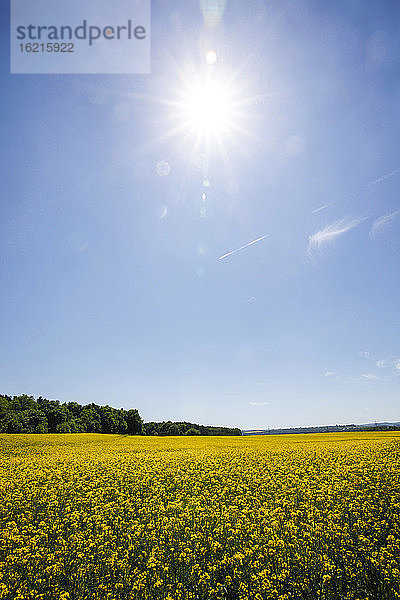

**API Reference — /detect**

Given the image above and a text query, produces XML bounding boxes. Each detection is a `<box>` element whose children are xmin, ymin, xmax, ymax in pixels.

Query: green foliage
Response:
<box><xmin>21</xmin><ymin>409</ymin><xmax>48</xmax><ymax>434</ymax></box>
<box><xmin>4</xmin><ymin>414</ymin><xmax>24</xmax><ymax>433</ymax></box>
<box><xmin>56</xmin><ymin>421</ymin><xmax>71</xmax><ymax>433</ymax></box>
<box><xmin>144</xmin><ymin>421</ymin><xmax>241</xmax><ymax>436</ymax></box>
<box><xmin>0</xmin><ymin>394</ymin><xmax>144</xmax><ymax>435</ymax></box>
<box><xmin>0</xmin><ymin>394</ymin><xmax>241</xmax><ymax>436</ymax></box>
<box><xmin>185</xmin><ymin>427</ymin><xmax>201</xmax><ymax>436</ymax></box>
<box><xmin>126</xmin><ymin>409</ymin><xmax>145</xmax><ymax>435</ymax></box>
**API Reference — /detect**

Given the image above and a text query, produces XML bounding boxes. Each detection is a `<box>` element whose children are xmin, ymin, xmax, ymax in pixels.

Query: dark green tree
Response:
<box><xmin>21</xmin><ymin>409</ymin><xmax>48</xmax><ymax>433</ymax></box>
<box><xmin>126</xmin><ymin>409</ymin><xmax>144</xmax><ymax>435</ymax></box>
<box><xmin>185</xmin><ymin>427</ymin><xmax>201</xmax><ymax>436</ymax></box>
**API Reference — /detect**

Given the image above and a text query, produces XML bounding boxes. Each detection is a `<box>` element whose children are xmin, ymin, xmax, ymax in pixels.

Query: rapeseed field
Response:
<box><xmin>0</xmin><ymin>433</ymin><xmax>399</xmax><ymax>600</ymax></box>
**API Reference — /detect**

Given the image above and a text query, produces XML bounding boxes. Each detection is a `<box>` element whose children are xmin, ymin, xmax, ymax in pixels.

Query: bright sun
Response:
<box><xmin>180</xmin><ymin>79</ymin><xmax>234</xmax><ymax>142</ymax></box>
<box><xmin>159</xmin><ymin>53</ymin><xmax>253</xmax><ymax>168</ymax></box>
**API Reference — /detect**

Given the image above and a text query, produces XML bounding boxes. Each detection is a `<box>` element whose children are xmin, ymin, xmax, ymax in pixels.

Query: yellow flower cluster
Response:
<box><xmin>0</xmin><ymin>432</ymin><xmax>399</xmax><ymax>600</ymax></box>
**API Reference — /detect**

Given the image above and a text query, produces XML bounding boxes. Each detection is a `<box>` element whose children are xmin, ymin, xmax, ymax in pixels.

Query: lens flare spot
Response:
<box><xmin>206</xmin><ymin>50</ymin><xmax>217</xmax><ymax>65</ymax></box>
<box><xmin>156</xmin><ymin>160</ymin><xmax>170</xmax><ymax>177</ymax></box>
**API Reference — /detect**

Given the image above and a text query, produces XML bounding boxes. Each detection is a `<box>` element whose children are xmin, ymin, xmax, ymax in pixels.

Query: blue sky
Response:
<box><xmin>1</xmin><ymin>0</ymin><xmax>400</xmax><ymax>429</ymax></box>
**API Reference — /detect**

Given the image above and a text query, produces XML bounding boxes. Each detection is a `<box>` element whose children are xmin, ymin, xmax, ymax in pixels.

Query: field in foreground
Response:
<box><xmin>0</xmin><ymin>433</ymin><xmax>399</xmax><ymax>600</ymax></box>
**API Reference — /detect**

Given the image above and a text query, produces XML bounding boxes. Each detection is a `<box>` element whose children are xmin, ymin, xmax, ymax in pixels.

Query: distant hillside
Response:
<box><xmin>242</xmin><ymin>422</ymin><xmax>400</xmax><ymax>435</ymax></box>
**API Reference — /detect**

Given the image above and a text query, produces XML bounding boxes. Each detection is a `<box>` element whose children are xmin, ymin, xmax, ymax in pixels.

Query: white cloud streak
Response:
<box><xmin>370</xmin><ymin>209</ymin><xmax>400</xmax><ymax>238</ymax></box>
<box><xmin>325</xmin><ymin>371</ymin><xmax>335</xmax><ymax>377</ymax></box>
<box><xmin>308</xmin><ymin>216</ymin><xmax>367</xmax><ymax>253</ymax></box>
<box><xmin>311</xmin><ymin>202</ymin><xmax>334</xmax><ymax>214</ymax></box>
<box><xmin>362</xmin><ymin>373</ymin><xmax>378</xmax><ymax>380</ymax></box>
<box><xmin>367</xmin><ymin>166</ymin><xmax>400</xmax><ymax>187</ymax></box>
<box><xmin>249</xmin><ymin>401</ymin><xmax>268</xmax><ymax>406</ymax></box>
<box><xmin>218</xmin><ymin>235</ymin><xmax>269</xmax><ymax>260</ymax></box>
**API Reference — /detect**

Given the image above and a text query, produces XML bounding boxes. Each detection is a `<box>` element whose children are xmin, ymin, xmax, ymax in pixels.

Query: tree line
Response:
<box><xmin>0</xmin><ymin>394</ymin><xmax>144</xmax><ymax>434</ymax></box>
<box><xmin>144</xmin><ymin>421</ymin><xmax>241</xmax><ymax>436</ymax></box>
<box><xmin>0</xmin><ymin>395</ymin><xmax>242</xmax><ymax>436</ymax></box>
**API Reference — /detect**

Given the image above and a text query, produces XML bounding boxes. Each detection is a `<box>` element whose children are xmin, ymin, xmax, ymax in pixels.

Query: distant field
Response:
<box><xmin>1</xmin><ymin>433</ymin><xmax>399</xmax><ymax>599</ymax></box>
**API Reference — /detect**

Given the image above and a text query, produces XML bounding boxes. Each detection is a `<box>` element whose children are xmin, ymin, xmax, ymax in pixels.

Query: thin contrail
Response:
<box><xmin>218</xmin><ymin>235</ymin><xmax>269</xmax><ymax>260</ymax></box>
<box><xmin>311</xmin><ymin>202</ymin><xmax>334</xmax><ymax>214</ymax></box>
<box><xmin>367</xmin><ymin>167</ymin><xmax>400</xmax><ymax>187</ymax></box>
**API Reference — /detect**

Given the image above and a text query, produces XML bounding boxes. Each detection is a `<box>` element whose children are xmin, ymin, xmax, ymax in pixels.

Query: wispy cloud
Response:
<box><xmin>218</xmin><ymin>235</ymin><xmax>269</xmax><ymax>260</ymax></box>
<box><xmin>370</xmin><ymin>209</ymin><xmax>400</xmax><ymax>238</ymax></box>
<box><xmin>376</xmin><ymin>357</ymin><xmax>400</xmax><ymax>371</ymax></box>
<box><xmin>308</xmin><ymin>216</ymin><xmax>367</xmax><ymax>254</ymax></box>
<box><xmin>325</xmin><ymin>371</ymin><xmax>335</xmax><ymax>377</ymax></box>
<box><xmin>359</xmin><ymin>350</ymin><xmax>371</xmax><ymax>359</ymax></box>
<box><xmin>367</xmin><ymin>166</ymin><xmax>400</xmax><ymax>187</ymax></box>
<box><xmin>362</xmin><ymin>373</ymin><xmax>378</xmax><ymax>380</ymax></box>
<box><xmin>334</xmin><ymin>375</ymin><xmax>359</xmax><ymax>383</ymax></box>
<box><xmin>77</xmin><ymin>242</ymin><xmax>89</xmax><ymax>253</ymax></box>
<box><xmin>249</xmin><ymin>401</ymin><xmax>268</xmax><ymax>406</ymax></box>
<box><xmin>311</xmin><ymin>202</ymin><xmax>334</xmax><ymax>214</ymax></box>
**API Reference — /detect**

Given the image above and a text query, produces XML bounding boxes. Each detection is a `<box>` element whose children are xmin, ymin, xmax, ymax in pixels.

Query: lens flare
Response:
<box><xmin>206</xmin><ymin>50</ymin><xmax>217</xmax><ymax>65</ymax></box>
<box><xmin>179</xmin><ymin>79</ymin><xmax>235</xmax><ymax>142</ymax></box>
